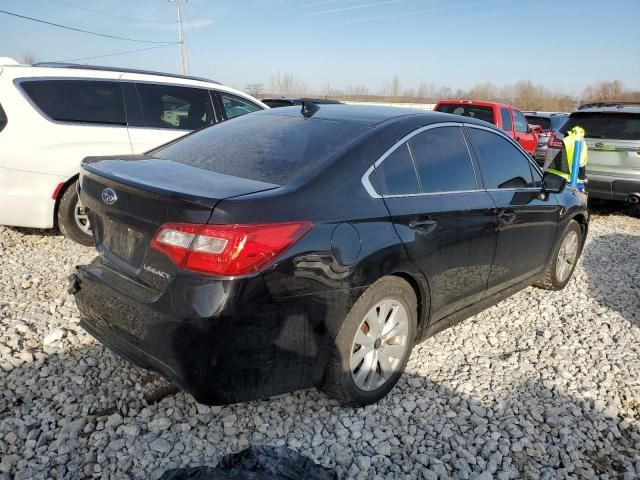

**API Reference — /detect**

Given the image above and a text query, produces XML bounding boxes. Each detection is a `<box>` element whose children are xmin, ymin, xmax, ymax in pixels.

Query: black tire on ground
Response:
<box><xmin>321</xmin><ymin>276</ymin><xmax>418</xmax><ymax>406</ymax></box>
<box><xmin>57</xmin><ymin>181</ymin><xmax>94</xmax><ymax>247</ymax></box>
<box><xmin>534</xmin><ymin>219</ymin><xmax>582</xmax><ymax>291</ymax></box>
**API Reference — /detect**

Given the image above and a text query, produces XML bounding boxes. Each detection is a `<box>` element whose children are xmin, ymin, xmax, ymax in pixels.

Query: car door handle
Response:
<box><xmin>498</xmin><ymin>210</ymin><xmax>516</xmax><ymax>225</ymax></box>
<box><xmin>409</xmin><ymin>219</ymin><xmax>438</xmax><ymax>234</ymax></box>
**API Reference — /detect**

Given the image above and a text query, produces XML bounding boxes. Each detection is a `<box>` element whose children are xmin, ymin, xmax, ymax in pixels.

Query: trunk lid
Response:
<box><xmin>585</xmin><ymin>139</ymin><xmax>640</xmax><ymax>177</ymax></box>
<box><xmin>79</xmin><ymin>155</ymin><xmax>279</xmax><ymax>291</ymax></box>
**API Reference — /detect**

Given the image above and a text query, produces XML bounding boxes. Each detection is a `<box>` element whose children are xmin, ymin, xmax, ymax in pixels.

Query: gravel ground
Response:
<box><xmin>1</xmin><ymin>209</ymin><xmax>639</xmax><ymax>479</ymax></box>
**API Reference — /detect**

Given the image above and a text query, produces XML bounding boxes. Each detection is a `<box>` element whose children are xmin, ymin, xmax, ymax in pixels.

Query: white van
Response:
<box><xmin>0</xmin><ymin>58</ymin><xmax>266</xmax><ymax>245</ymax></box>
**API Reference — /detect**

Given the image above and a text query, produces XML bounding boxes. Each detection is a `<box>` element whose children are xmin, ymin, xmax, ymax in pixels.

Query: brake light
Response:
<box><xmin>548</xmin><ymin>132</ymin><xmax>563</xmax><ymax>149</ymax></box>
<box><xmin>151</xmin><ymin>222</ymin><xmax>312</xmax><ymax>276</ymax></box>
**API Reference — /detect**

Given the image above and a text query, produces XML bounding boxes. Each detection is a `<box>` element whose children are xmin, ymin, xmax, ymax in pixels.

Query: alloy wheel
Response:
<box><xmin>350</xmin><ymin>299</ymin><xmax>410</xmax><ymax>391</ymax></box>
<box><xmin>74</xmin><ymin>198</ymin><xmax>92</xmax><ymax>235</ymax></box>
<box><xmin>556</xmin><ymin>230</ymin><xmax>579</xmax><ymax>283</ymax></box>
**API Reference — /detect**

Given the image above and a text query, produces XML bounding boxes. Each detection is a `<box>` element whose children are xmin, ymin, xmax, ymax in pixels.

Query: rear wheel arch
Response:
<box><xmin>389</xmin><ymin>271</ymin><xmax>430</xmax><ymax>334</ymax></box>
<box><xmin>53</xmin><ymin>174</ymin><xmax>79</xmax><ymax>227</ymax></box>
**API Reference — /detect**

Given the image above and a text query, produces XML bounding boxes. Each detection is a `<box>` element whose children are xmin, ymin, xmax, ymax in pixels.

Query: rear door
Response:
<box><xmin>465</xmin><ymin>125</ymin><xmax>559</xmax><ymax>293</ymax></box>
<box><xmin>513</xmin><ymin>109</ymin><xmax>537</xmax><ymax>154</ymax></box>
<box><xmin>123</xmin><ymin>80</ymin><xmax>216</xmax><ymax>153</ymax></box>
<box><xmin>371</xmin><ymin>124</ymin><xmax>497</xmax><ymax>321</ymax></box>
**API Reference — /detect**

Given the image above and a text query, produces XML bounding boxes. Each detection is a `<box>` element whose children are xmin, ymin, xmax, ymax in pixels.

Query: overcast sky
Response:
<box><xmin>2</xmin><ymin>0</ymin><xmax>639</xmax><ymax>94</ymax></box>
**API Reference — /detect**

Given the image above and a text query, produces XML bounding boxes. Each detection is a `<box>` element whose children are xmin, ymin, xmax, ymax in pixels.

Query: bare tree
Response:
<box><xmin>245</xmin><ymin>83</ymin><xmax>265</xmax><ymax>97</ymax></box>
<box><xmin>20</xmin><ymin>51</ymin><xmax>38</xmax><ymax>65</ymax></box>
<box><xmin>269</xmin><ymin>73</ymin><xmax>308</xmax><ymax>97</ymax></box>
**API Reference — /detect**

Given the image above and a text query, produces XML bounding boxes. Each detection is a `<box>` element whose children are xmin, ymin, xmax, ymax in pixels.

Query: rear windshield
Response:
<box><xmin>153</xmin><ymin>113</ymin><xmax>369</xmax><ymax>185</ymax></box>
<box><xmin>435</xmin><ymin>104</ymin><xmax>495</xmax><ymax>125</ymax></box>
<box><xmin>524</xmin><ymin>116</ymin><xmax>552</xmax><ymax>131</ymax></box>
<box><xmin>561</xmin><ymin>112</ymin><xmax>640</xmax><ymax>140</ymax></box>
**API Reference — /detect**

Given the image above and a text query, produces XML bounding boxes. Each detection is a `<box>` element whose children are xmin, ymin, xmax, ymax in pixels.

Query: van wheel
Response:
<box><xmin>534</xmin><ymin>220</ymin><xmax>582</xmax><ymax>291</ymax></box>
<box><xmin>57</xmin><ymin>181</ymin><xmax>94</xmax><ymax>247</ymax></box>
<box><xmin>321</xmin><ymin>276</ymin><xmax>417</xmax><ymax>406</ymax></box>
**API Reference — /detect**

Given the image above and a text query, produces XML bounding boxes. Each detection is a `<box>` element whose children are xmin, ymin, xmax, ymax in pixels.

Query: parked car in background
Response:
<box><xmin>434</xmin><ymin>100</ymin><xmax>539</xmax><ymax>155</ymax></box>
<box><xmin>261</xmin><ymin>97</ymin><xmax>343</xmax><ymax>108</ymax></box>
<box><xmin>70</xmin><ymin>105</ymin><xmax>587</xmax><ymax>406</ymax></box>
<box><xmin>0</xmin><ymin>58</ymin><xmax>266</xmax><ymax>245</ymax></box>
<box><xmin>523</xmin><ymin>112</ymin><xmax>568</xmax><ymax>166</ymax></box>
<box><xmin>545</xmin><ymin>105</ymin><xmax>640</xmax><ymax>209</ymax></box>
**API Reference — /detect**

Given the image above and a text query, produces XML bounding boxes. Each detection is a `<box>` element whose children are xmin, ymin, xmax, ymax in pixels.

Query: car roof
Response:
<box><xmin>255</xmin><ymin>104</ymin><xmax>494</xmax><ymax>128</ymax></box>
<box><xmin>571</xmin><ymin>106</ymin><xmax>640</xmax><ymax>115</ymax></box>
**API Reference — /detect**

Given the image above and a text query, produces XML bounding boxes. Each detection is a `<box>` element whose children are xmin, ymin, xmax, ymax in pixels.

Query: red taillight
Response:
<box><xmin>151</xmin><ymin>222</ymin><xmax>312</xmax><ymax>276</ymax></box>
<box><xmin>547</xmin><ymin>132</ymin><xmax>563</xmax><ymax>149</ymax></box>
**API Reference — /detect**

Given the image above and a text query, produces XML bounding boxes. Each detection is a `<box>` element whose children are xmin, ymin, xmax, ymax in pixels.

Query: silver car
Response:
<box><xmin>545</xmin><ymin>104</ymin><xmax>640</xmax><ymax>208</ymax></box>
<box><xmin>523</xmin><ymin>112</ymin><xmax>568</xmax><ymax>166</ymax></box>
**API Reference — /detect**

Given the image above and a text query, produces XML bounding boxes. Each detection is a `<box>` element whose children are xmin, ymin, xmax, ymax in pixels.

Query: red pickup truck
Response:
<box><xmin>434</xmin><ymin>100</ymin><xmax>540</xmax><ymax>155</ymax></box>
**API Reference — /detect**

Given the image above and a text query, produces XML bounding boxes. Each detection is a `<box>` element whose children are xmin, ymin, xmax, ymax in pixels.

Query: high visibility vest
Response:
<box><xmin>547</xmin><ymin>126</ymin><xmax>588</xmax><ymax>181</ymax></box>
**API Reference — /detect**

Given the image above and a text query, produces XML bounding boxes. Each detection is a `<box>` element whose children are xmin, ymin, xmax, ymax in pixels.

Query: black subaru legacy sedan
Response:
<box><xmin>70</xmin><ymin>105</ymin><xmax>588</xmax><ymax>406</ymax></box>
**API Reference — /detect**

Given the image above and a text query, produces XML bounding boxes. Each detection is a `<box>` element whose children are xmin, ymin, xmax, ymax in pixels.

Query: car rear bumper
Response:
<box><xmin>72</xmin><ymin>258</ymin><xmax>359</xmax><ymax>405</ymax></box>
<box><xmin>586</xmin><ymin>172</ymin><xmax>640</xmax><ymax>201</ymax></box>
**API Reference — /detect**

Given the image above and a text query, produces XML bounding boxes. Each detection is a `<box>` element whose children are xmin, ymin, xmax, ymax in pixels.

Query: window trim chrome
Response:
<box><xmin>362</xmin><ymin>122</ymin><xmax>482</xmax><ymax>199</ymax></box>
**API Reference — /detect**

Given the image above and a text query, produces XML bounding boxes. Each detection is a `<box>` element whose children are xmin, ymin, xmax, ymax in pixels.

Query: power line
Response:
<box><xmin>58</xmin><ymin>43</ymin><xmax>179</xmax><ymax>62</ymax></box>
<box><xmin>48</xmin><ymin>0</ymin><xmax>153</xmax><ymax>23</ymax></box>
<box><xmin>0</xmin><ymin>9</ymin><xmax>175</xmax><ymax>44</ymax></box>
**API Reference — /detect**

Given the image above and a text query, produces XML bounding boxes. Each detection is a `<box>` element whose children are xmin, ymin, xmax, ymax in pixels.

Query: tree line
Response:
<box><xmin>250</xmin><ymin>73</ymin><xmax>640</xmax><ymax>112</ymax></box>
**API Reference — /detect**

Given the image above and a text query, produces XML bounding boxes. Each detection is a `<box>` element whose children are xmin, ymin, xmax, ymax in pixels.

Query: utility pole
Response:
<box><xmin>169</xmin><ymin>0</ymin><xmax>188</xmax><ymax>75</ymax></box>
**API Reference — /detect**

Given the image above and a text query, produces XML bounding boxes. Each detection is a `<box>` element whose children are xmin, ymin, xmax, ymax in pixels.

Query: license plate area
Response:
<box><xmin>98</xmin><ymin>216</ymin><xmax>148</xmax><ymax>269</ymax></box>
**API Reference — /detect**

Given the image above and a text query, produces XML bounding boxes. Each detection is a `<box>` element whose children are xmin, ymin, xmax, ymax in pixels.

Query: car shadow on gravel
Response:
<box><xmin>581</xmin><ymin>232</ymin><xmax>640</xmax><ymax>327</ymax></box>
<box><xmin>4</xmin><ymin>226</ymin><xmax>64</xmax><ymax>239</ymax></box>
<box><xmin>2</xmin><ymin>341</ymin><xmax>639</xmax><ymax>478</ymax></box>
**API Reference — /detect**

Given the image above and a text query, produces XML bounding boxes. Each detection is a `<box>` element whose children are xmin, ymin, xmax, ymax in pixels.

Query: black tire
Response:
<box><xmin>534</xmin><ymin>219</ymin><xmax>582</xmax><ymax>291</ymax></box>
<box><xmin>57</xmin><ymin>181</ymin><xmax>94</xmax><ymax>247</ymax></box>
<box><xmin>321</xmin><ymin>276</ymin><xmax>417</xmax><ymax>406</ymax></box>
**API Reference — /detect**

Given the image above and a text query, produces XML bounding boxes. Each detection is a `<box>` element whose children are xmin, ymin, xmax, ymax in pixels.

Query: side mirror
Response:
<box><xmin>541</xmin><ymin>171</ymin><xmax>566</xmax><ymax>194</ymax></box>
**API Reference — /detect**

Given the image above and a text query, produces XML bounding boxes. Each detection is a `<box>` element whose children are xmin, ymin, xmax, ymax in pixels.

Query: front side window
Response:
<box><xmin>219</xmin><ymin>92</ymin><xmax>262</xmax><ymax>119</ymax></box>
<box><xmin>514</xmin><ymin>110</ymin><xmax>529</xmax><ymax>133</ymax></box>
<box><xmin>136</xmin><ymin>83</ymin><xmax>214</xmax><ymax>130</ymax></box>
<box><xmin>373</xmin><ymin>143</ymin><xmax>419</xmax><ymax>195</ymax></box>
<box><xmin>468</xmin><ymin>128</ymin><xmax>534</xmax><ymax>189</ymax></box>
<box><xmin>501</xmin><ymin>108</ymin><xmax>513</xmax><ymax>131</ymax></box>
<box><xmin>408</xmin><ymin>126</ymin><xmax>476</xmax><ymax>193</ymax></box>
<box><xmin>21</xmin><ymin>79</ymin><xmax>125</xmax><ymax>125</ymax></box>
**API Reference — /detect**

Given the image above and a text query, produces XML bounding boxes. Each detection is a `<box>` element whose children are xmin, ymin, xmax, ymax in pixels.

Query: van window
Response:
<box><xmin>136</xmin><ymin>83</ymin><xmax>214</xmax><ymax>130</ymax></box>
<box><xmin>21</xmin><ymin>80</ymin><xmax>125</xmax><ymax>125</ymax></box>
<box><xmin>374</xmin><ymin>143</ymin><xmax>420</xmax><ymax>195</ymax></box>
<box><xmin>219</xmin><ymin>92</ymin><xmax>262</xmax><ymax>119</ymax></box>
<box><xmin>468</xmin><ymin>128</ymin><xmax>534</xmax><ymax>189</ymax></box>
<box><xmin>0</xmin><ymin>102</ymin><xmax>6</xmax><ymax>132</ymax></box>
<box><xmin>408</xmin><ymin>126</ymin><xmax>476</xmax><ymax>193</ymax></box>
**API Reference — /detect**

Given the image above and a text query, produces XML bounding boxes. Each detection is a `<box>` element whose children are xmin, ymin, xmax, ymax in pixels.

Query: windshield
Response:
<box><xmin>435</xmin><ymin>104</ymin><xmax>495</xmax><ymax>124</ymax></box>
<box><xmin>153</xmin><ymin>113</ymin><xmax>369</xmax><ymax>185</ymax></box>
<box><xmin>561</xmin><ymin>112</ymin><xmax>640</xmax><ymax>140</ymax></box>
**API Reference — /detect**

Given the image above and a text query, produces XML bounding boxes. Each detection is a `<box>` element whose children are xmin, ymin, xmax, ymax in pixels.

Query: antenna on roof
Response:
<box><xmin>301</xmin><ymin>100</ymin><xmax>320</xmax><ymax>118</ymax></box>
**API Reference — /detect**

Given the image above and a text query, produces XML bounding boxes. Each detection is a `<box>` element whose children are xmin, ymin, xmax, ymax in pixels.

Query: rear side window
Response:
<box><xmin>468</xmin><ymin>128</ymin><xmax>534</xmax><ymax>189</ymax></box>
<box><xmin>408</xmin><ymin>127</ymin><xmax>476</xmax><ymax>193</ymax></box>
<box><xmin>514</xmin><ymin>110</ymin><xmax>529</xmax><ymax>133</ymax></box>
<box><xmin>374</xmin><ymin>144</ymin><xmax>419</xmax><ymax>195</ymax></box>
<box><xmin>0</xmin><ymin>103</ymin><xmax>6</xmax><ymax>132</ymax></box>
<box><xmin>561</xmin><ymin>112</ymin><xmax>640</xmax><ymax>140</ymax></box>
<box><xmin>436</xmin><ymin>103</ymin><xmax>495</xmax><ymax>125</ymax></box>
<box><xmin>20</xmin><ymin>80</ymin><xmax>125</xmax><ymax>125</ymax></box>
<box><xmin>136</xmin><ymin>83</ymin><xmax>214</xmax><ymax>130</ymax></box>
<box><xmin>219</xmin><ymin>92</ymin><xmax>262</xmax><ymax>119</ymax></box>
<box><xmin>501</xmin><ymin>108</ymin><xmax>513</xmax><ymax>131</ymax></box>
<box><xmin>154</xmin><ymin>113</ymin><xmax>368</xmax><ymax>185</ymax></box>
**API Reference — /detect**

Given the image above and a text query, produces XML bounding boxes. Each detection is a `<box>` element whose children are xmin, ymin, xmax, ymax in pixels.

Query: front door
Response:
<box><xmin>372</xmin><ymin>125</ymin><xmax>497</xmax><ymax>321</ymax></box>
<box><xmin>465</xmin><ymin>125</ymin><xmax>559</xmax><ymax>293</ymax></box>
<box><xmin>513</xmin><ymin>109</ymin><xmax>537</xmax><ymax>154</ymax></box>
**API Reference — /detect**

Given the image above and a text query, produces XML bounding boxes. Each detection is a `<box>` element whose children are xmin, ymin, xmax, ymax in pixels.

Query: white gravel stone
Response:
<box><xmin>1</xmin><ymin>211</ymin><xmax>639</xmax><ymax>479</ymax></box>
